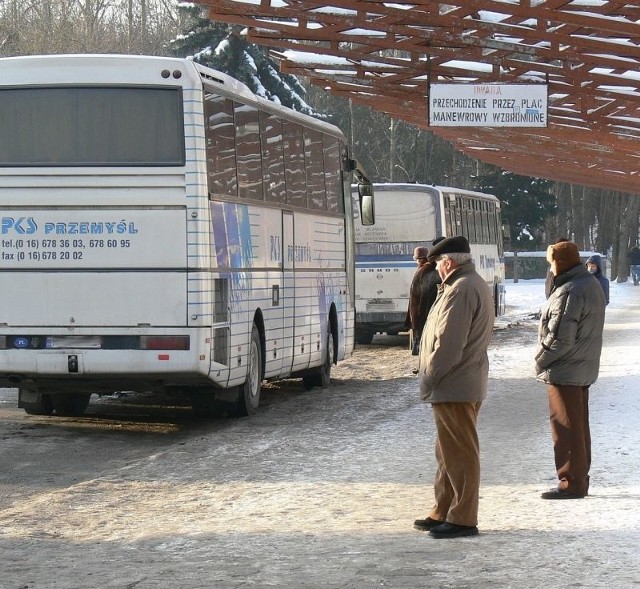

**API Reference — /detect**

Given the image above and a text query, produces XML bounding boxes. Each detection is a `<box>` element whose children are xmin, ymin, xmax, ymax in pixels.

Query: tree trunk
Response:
<box><xmin>389</xmin><ymin>117</ymin><xmax>396</xmax><ymax>182</ymax></box>
<box><xmin>595</xmin><ymin>189</ymin><xmax>613</xmax><ymax>253</ymax></box>
<box><xmin>141</xmin><ymin>0</ymin><xmax>147</xmax><ymax>47</ymax></box>
<box><xmin>128</xmin><ymin>0</ymin><xmax>134</xmax><ymax>51</ymax></box>
<box><xmin>614</xmin><ymin>194</ymin><xmax>640</xmax><ymax>282</ymax></box>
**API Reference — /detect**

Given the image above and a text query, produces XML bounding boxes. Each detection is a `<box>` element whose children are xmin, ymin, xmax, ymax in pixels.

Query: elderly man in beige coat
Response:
<box><xmin>413</xmin><ymin>235</ymin><xmax>494</xmax><ymax>539</ymax></box>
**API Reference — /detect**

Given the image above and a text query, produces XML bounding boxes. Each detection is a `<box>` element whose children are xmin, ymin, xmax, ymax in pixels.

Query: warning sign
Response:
<box><xmin>429</xmin><ymin>84</ymin><xmax>548</xmax><ymax>127</ymax></box>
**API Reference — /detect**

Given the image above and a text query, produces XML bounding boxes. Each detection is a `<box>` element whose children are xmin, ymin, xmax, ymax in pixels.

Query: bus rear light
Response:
<box><xmin>140</xmin><ymin>336</ymin><xmax>190</xmax><ymax>350</ymax></box>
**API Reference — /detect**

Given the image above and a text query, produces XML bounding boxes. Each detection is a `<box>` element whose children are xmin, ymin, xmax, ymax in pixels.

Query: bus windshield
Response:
<box><xmin>0</xmin><ymin>86</ymin><xmax>185</xmax><ymax>167</ymax></box>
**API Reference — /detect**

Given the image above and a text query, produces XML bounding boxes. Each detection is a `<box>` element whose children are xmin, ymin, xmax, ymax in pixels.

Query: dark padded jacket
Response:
<box><xmin>535</xmin><ymin>264</ymin><xmax>606</xmax><ymax>386</ymax></box>
<box><xmin>404</xmin><ymin>263</ymin><xmax>441</xmax><ymax>337</ymax></box>
<box><xmin>586</xmin><ymin>254</ymin><xmax>609</xmax><ymax>305</ymax></box>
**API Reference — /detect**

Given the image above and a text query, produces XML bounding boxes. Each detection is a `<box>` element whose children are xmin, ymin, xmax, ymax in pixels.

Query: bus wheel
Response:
<box><xmin>21</xmin><ymin>392</ymin><xmax>54</xmax><ymax>416</ymax></box>
<box><xmin>303</xmin><ymin>332</ymin><xmax>332</xmax><ymax>391</ymax></box>
<box><xmin>52</xmin><ymin>394</ymin><xmax>91</xmax><ymax>417</ymax></box>
<box><xmin>233</xmin><ymin>324</ymin><xmax>262</xmax><ymax>417</ymax></box>
<box><xmin>355</xmin><ymin>329</ymin><xmax>374</xmax><ymax>345</ymax></box>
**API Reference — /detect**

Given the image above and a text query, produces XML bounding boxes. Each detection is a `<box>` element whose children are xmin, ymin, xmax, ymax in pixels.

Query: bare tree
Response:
<box><xmin>612</xmin><ymin>194</ymin><xmax>640</xmax><ymax>282</ymax></box>
<box><xmin>0</xmin><ymin>0</ymin><xmax>179</xmax><ymax>57</ymax></box>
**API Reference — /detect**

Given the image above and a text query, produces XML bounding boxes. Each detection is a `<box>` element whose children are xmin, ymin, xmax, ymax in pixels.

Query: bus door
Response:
<box><xmin>279</xmin><ymin>210</ymin><xmax>295</xmax><ymax>375</ymax></box>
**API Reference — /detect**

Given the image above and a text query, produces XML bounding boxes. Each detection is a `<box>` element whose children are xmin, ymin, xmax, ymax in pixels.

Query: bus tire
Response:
<box><xmin>52</xmin><ymin>393</ymin><xmax>91</xmax><ymax>417</ymax></box>
<box><xmin>319</xmin><ymin>331</ymin><xmax>332</xmax><ymax>388</ymax></box>
<box><xmin>355</xmin><ymin>329</ymin><xmax>374</xmax><ymax>345</ymax></box>
<box><xmin>21</xmin><ymin>392</ymin><xmax>54</xmax><ymax>416</ymax></box>
<box><xmin>233</xmin><ymin>324</ymin><xmax>262</xmax><ymax>417</ymax></box>
<box><xmin>303</xmin><ymin>331</ymin><xmax>332</xmax><ymax>391</ymax></box>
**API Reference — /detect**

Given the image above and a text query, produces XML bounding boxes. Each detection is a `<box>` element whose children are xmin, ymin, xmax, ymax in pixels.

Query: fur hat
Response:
<box><xmin>413</xmin><ymin>246</ymin><xmax>429</xmax><ymax>260</ymax></box>
<box><xmin>427</xmin><ymin>235</ymin><xmax>471</xmax><ymax>260</ymax></box>
<box><xmin>547</xmin><ymin>240</ymin><xmax>581</xmax><ymax>274</ymax></box>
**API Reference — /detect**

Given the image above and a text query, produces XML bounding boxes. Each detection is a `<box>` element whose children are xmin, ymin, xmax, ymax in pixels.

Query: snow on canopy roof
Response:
<box><xmin>196</xmin><ymin>0</ymin><xmax>640</xmax><ymax>195</ymax></box>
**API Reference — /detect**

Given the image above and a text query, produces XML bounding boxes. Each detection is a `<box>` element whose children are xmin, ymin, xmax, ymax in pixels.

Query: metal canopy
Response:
<box><xmin>194</xmin><ymin>0</ymin><xmax>640</xmax><ymax>194</ymax></box>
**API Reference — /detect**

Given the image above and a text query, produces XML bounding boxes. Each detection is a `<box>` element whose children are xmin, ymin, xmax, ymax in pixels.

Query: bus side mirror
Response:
<box><xmin>351</xmin><ymin>160</ymin><xmax>375</xmax><ymax>226</ymax></box>
<box><xmin>358</xmin><ymin>182</ymin><xmax>375</xmax><ymax>226</ymax></box>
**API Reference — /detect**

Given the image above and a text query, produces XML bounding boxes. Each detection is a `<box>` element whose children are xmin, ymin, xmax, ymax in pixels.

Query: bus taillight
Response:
<box><xmin>140</xmin><ymin>336</ymin><xmax>190</xmax><ymax>350</ymax></box>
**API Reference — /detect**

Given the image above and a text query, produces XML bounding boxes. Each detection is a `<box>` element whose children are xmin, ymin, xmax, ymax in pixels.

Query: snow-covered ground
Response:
<box><xmin>493</xmin><ymin>279</ymin><xmax>640</xmax><ymax>478</ymax></box>
<box><xmin>0</xmin><ymin>278</ymin><xmax>639</xmax><ymax>588</ymax></box>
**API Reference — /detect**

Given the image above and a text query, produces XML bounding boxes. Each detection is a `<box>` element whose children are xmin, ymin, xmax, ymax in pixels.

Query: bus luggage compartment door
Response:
<box><xmin>0</xmin><ymin>271</ymin><xmax>187</xmax><ymax>327</ymax></box>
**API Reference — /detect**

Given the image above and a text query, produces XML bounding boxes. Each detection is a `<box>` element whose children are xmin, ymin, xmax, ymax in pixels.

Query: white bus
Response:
<box><xmin>0</xmin><ymin>54</ymin><xmax>373</xmax><ymax>418</ymax></box>
<box><xmin>353</xmin><ymin>183</ymin><xmax>505</xmax><ymax>344</ymax></box>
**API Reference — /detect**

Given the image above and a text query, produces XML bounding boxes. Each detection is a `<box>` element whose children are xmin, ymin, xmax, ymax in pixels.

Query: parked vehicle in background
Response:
<box><xmin>0</xmin><ymin>54</ymin><xmax>374</xmax><ymax>418</ymax></box>
<box><xmin>352</xmin><ymin>183</ymin><xmax>505</xmax><ymax>344</ymax></box>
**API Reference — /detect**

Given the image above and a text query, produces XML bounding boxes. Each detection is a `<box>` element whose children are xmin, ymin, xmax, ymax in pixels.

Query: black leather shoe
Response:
<box><xmin>541</xmin><ymin>488</ymin><xmax>585</xmax><ymax>500</ymax></box>
<box><xmin>428</xmin><ymin>522</ymin><xmax>478</xmax><ymax>538</ymax></box>
<box><xmin>413</xmin><ymin>517</ymin><xmax>444</xmax><ymax>531</ymax></box>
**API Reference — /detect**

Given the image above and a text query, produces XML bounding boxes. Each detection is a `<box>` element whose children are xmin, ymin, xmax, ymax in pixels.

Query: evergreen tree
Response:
<box><xmin>169</xmin><ymin>4</ymin><xmax>318</xmax><ymax>116</ymax></box>
<box><xmin>475</xmin><ymin>170</ymin><xmax>556</xmax><ymax>250</ymax></box>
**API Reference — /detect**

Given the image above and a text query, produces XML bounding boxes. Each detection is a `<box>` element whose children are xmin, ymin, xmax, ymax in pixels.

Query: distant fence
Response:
<box><xmin>505</xmin><ymin>251</ymin><xmax>607</xmax><ymax>280</ymax></box>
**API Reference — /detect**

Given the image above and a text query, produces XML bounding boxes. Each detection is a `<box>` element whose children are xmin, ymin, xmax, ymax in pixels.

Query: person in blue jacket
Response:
<box><xmin>586</xmin><ymin>254</ymin><xmax>610</xmax><ymax>305</ymax></box>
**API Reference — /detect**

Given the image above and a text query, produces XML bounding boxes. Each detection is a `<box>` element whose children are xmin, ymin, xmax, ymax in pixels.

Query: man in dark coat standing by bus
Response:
<box><xmin>536</xmin><ymin>240</ymin><xmax>605</xmax><ymax>499</ymax></box>
<box><xmin>413</xmin><ymin>236</ymin><xmax>494</xmax><ymax>539</ymax></box>
<box><xmin>404</xmin><ymin>237</ymin><xmax>444</xmax><ymax>356</ymax></box>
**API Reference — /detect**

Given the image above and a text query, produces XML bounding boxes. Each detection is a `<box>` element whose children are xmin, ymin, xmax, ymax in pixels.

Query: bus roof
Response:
<box><xmin>369</xmin><ymin>183</ymin><xmax>500</xmax><ymax>203</ymax></box>
<box><xmin>193</xmin><ymin>61</ymin><xmax>347</xmax><ymax>140</ymax></box>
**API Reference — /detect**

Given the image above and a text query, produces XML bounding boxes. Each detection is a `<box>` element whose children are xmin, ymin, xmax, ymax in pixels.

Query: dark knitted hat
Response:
<box><xmin>547</xmin><ymin>240</ymin><xmax>581</xmax><ymax>274</ymax></box>
<box><xmin>427</xmin><ymin>236</ymin><xmax>471</xmax><ymax>260</ymax></box>
<box><xmin>413</xmin><ymin>246</ymin><xmax>429</xmax><ymax>260</ymax></box>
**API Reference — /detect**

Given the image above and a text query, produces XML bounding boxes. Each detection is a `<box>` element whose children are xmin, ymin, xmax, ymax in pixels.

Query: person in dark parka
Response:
<box><xmin>586</xmin><ymin>254</ymin><xmax>609</xmax><ymax>305</ymax></box>
<box><xmin>536</xmin><ymin>241</ymin><xmax>605</xmax><ymax>500</ymax></box>
<box><xmin>628</xmin><ymin>245</ymin><xmax>640</xmax><ymax>285</ymax></box>
<box><xmin>404</xmin><ymin>241</ymin><xmax>442</xmax><ymax>355</ymax></box>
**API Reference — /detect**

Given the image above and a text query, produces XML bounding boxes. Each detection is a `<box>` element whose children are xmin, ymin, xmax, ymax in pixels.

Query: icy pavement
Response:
<box><xmin>1</xmin><ymin>280</ymin><xmax>640</xmax><ymax>588</ymax></box>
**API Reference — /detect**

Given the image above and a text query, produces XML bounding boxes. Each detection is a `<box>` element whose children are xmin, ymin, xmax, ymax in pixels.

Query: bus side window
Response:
<box><xmin>304</xmin><ymin>128</ymin><xmax>326</xmax><ymax>210</ymax></box>
<box><xmin>455</xmin><ymin>196</ymin><xmax>464</xmax><ymax>233</ymax></box>
<box><xmin>467</xmin><ymin>198</ymin><xmax>477</xmax><ymax>243</ymax></box>
<box><xmin>234</xmin><ymin>102</ymin><xmax>263</xmax><ymax>201</ymax></box>
<box><xmin>260</xmin><ymin>110</ymin><xmax>286</xmax><ymax>205</ymax></box>
<box><xmin>323</xmin><ymin>135</ymin><xmax>342</xmax><ymax>213</ymax></box>
<box><xmin>204</xmin><ymin>94</ymin><xmax>238</xmax><ymax>197</ymax></box>
<box><xmin>460</xmin><ymin>196</ymin><xmax>471</xmax><ymax>241</ymax></box>
<box><xmin>443</xmin><ymin>197</ymin><xmax>454</xmax><ymax>235</ymax></box>
<box><xmin>488</xmin><ymin>202</ymin><xmax>496</xmax><ymax>243</ymax></box>
<box><xmin>474</xmin><ymin>199</ymin><xmax>482</xmax><ymax>242</ymax></box>
<box><xmin>282</xmin><ymin>120</ymin><xmax>307</xmax><ymax>208</ymax></box>
<box><xmin>481</xmin><ymin>200</ymin><xmax>490</xmax><ymax>243</ymax></box>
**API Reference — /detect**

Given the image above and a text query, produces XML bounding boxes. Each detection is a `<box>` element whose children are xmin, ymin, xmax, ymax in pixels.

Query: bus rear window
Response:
<box><xmin>0</xmin><ymin>86</ymin><xmax>185</xmax><ymax>166</ymax></box>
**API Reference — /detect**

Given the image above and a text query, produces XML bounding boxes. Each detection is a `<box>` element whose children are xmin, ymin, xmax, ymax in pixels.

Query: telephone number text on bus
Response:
<box><xmin>0</xmin><ymin>238</ymin><xmax>133</xmax><ymax>263</ymax></box>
